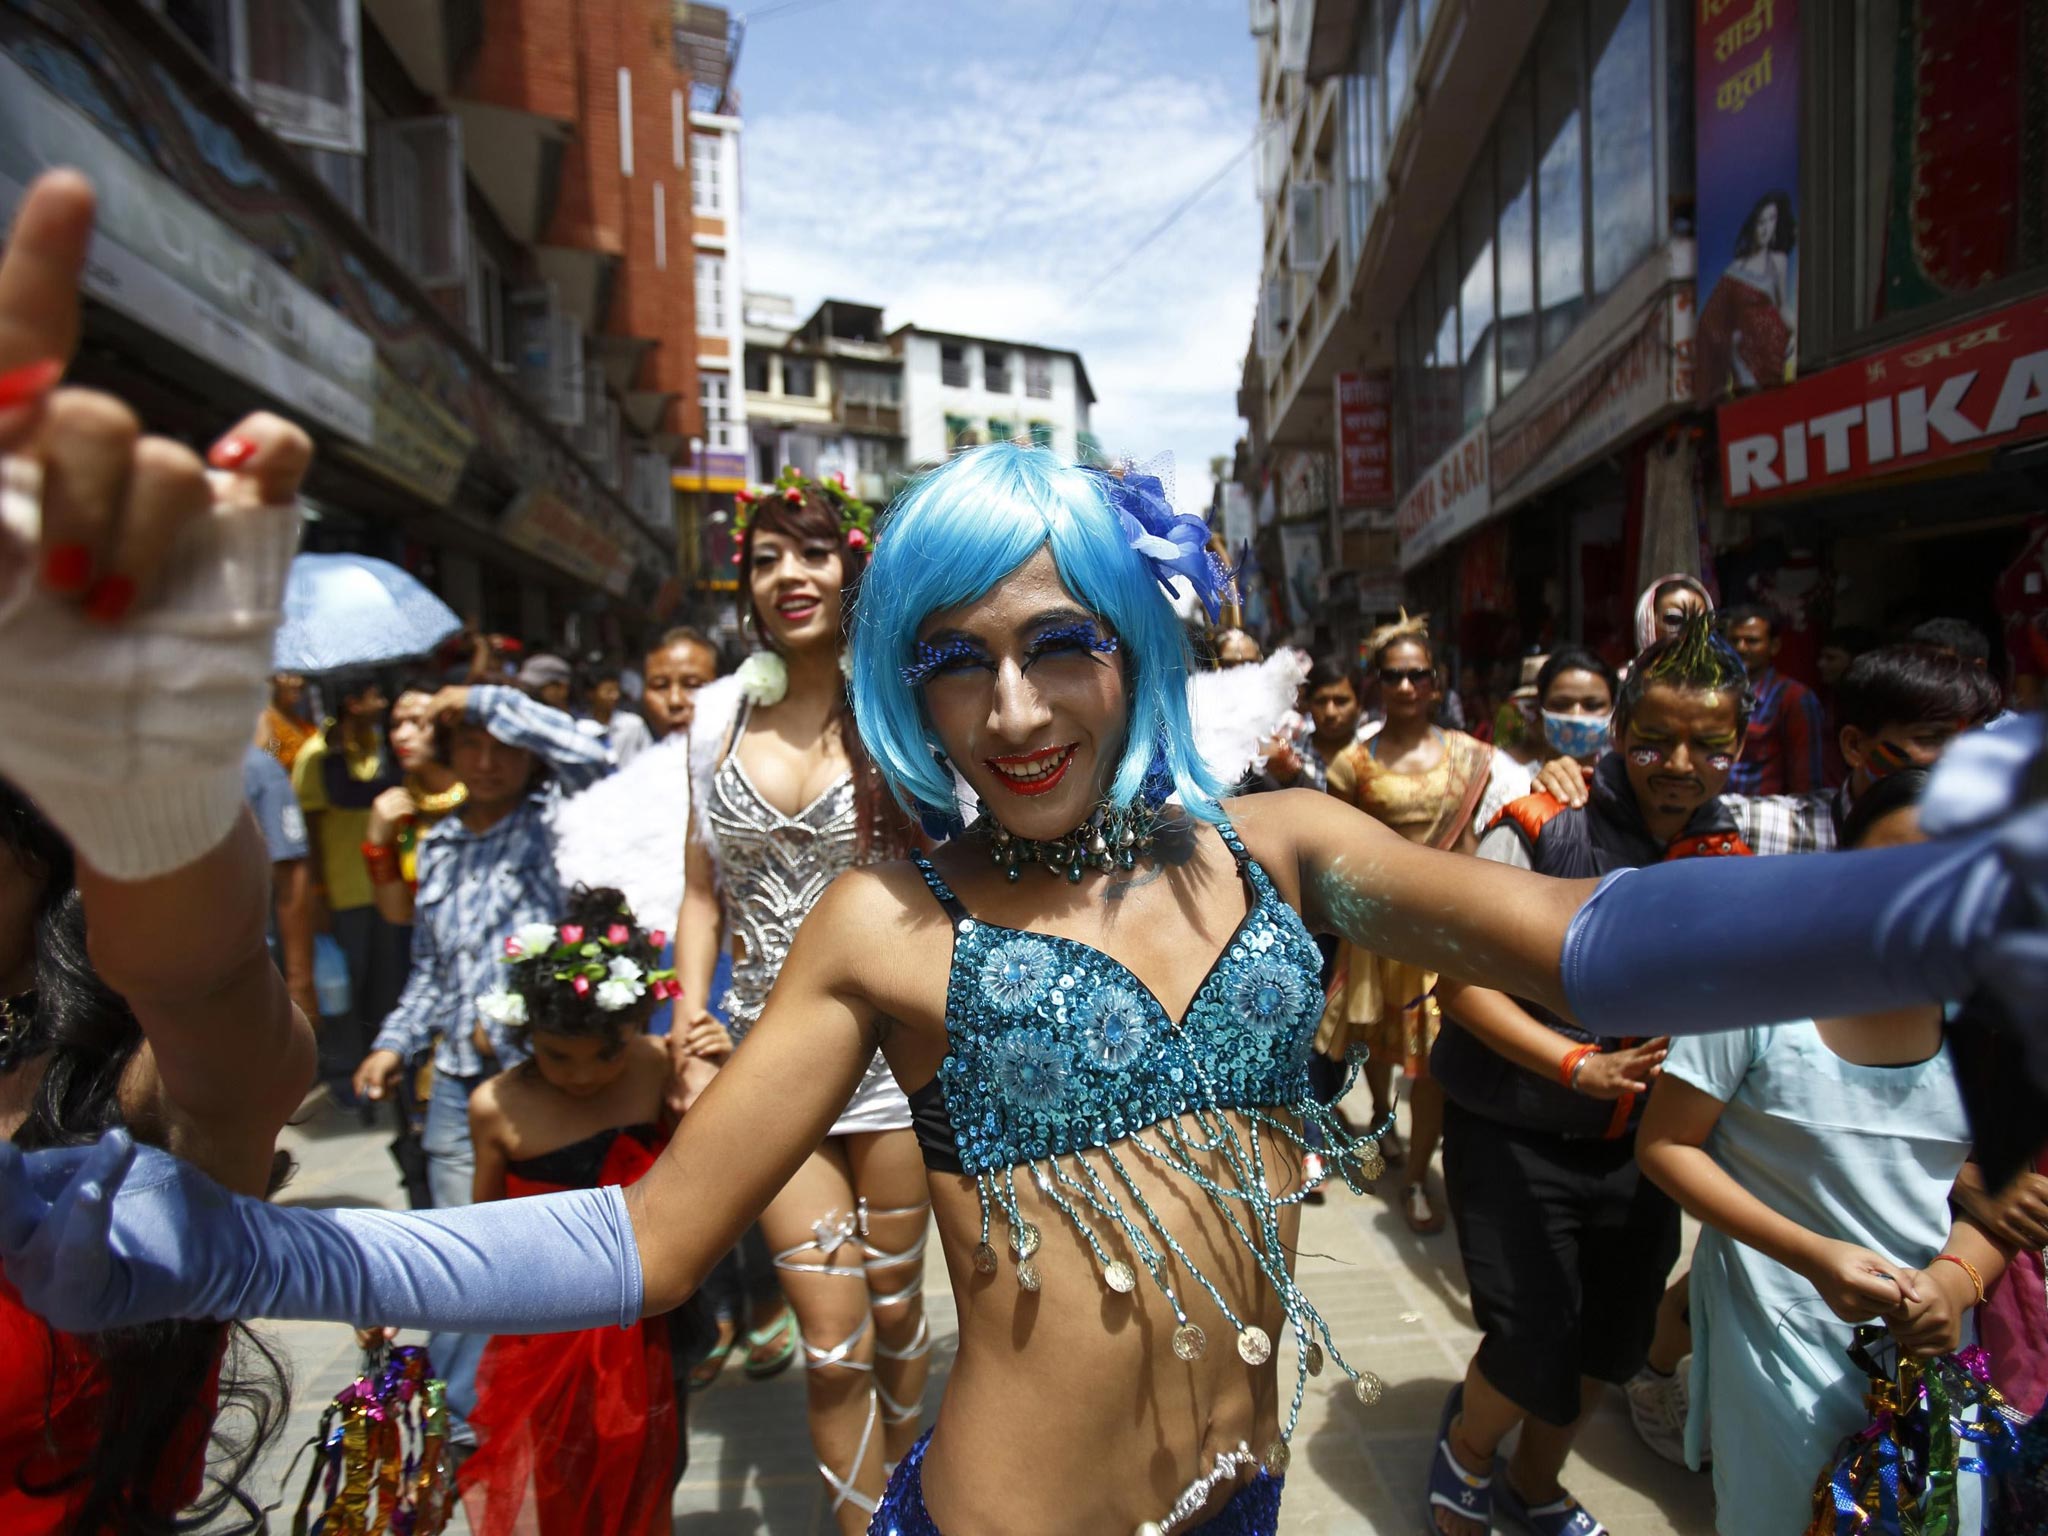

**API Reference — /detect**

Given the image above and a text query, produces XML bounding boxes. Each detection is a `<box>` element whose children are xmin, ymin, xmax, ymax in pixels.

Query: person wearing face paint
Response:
<box><xmin>671</xmin><ymin>468</ymin><xmax>924</xmax><ymax>1531</ymax></box>
<box><xmin>1322</xmin><ymin>614</ymin><xmax>1494</xmax><ymax>1235</ymax></box>
<box><xmin>9</xmin><ymin>441</ymin><xmax>2048</xmax><ymax>1536</ymax></box>
<box><xmin>1422</xmin><ymin>618</ymin><xmax>1755</xmax><ymax>1536</ymax></box>
<box><xmin>1633</xmin><ymin>575</ymin><xmax>1712</xmax><ymax>651</ymax></box>
<box><xmin>459</xmin><ymin>887</ymin><xmax>704</xmax><ymax>1536</ymax></box>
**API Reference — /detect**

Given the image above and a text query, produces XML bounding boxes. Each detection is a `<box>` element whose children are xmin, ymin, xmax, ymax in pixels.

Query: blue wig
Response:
<box><xmin>849</xmin><ymin>442</ymin><xmax>1231</xmax><ymax>828</ymax></box>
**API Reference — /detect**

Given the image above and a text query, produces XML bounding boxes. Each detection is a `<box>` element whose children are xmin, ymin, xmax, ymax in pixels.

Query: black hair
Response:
<box><xmin>1736</xmin><ymin>190</ymin><xmax>1796</xmax><ymax>256</ymax></box>
<box><xmin>1535</xmin><ymin>647</ymin><xmax>1618</xmax><ymax>707</ymax></box>
<box><xmin>1908</xmin><ymin>617</ymin><xmax>1992</xmax><ymax>667</ymax></box>
<box><xmin>1304</xmin><ymin>655</ymin><xmax>1362</xmax><ymax>701</ymax></box>
<box><xmin>1616</xmin><ymin>614</ymin><xmax>1755</xmax><ymax>741</ymax></box>
<box><xmin>0</xmin><ymin>784</ymin><xmax>287</xmax><ymax>1532</ymax></box>
<box><xmin>653</xmin><ymin>625</ymin><xmax>717</xmax><ymax>658</ymax></box>
<box><xmin>1717</xmin><ymin>602</ymin><xmax>1780</xmax><ymax>640</ymax></box>
<box><xmin>1835</xmin><ymin>643</ymin><xmax>2002</xmax><ymax>735</ymax></box>
<box><xmin>506</xmin><ymin>887</ymin><xmax>662</xmax><ymax>1042</ymax></box>
<box><xmin>1838</xmin><ymin>767</ymin><xmax>1930</xmax><ymax>851</ymax></box>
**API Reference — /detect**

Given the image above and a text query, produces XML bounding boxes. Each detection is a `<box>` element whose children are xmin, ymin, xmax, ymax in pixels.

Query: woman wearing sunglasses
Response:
<box><xmin>1320</xmin><ymin>614</ymin><xmax>1494</xmax><ymax>1234</ymax></box>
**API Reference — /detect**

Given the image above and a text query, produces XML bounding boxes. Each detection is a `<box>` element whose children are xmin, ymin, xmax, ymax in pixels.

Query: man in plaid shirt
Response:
<box><xmin>1721</xmin><ymin>604</ymin><xmax>1826</xmax><ymax>794</ymax></box>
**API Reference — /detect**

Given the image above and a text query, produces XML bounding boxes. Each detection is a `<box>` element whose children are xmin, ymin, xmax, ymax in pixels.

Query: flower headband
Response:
<box><xmin>1082</xmin><ymin>465</ymin><xmax>1235</xmax><ymax>622</ymax></box>
<box><xmin>474</xmin><ymin>919</ymin><xmax>679</xmax><ymax>1029</ymax></box>
<box><xmin>732</xmin><ymin>465</ymin><xmax>876</xmax><ymax>564</ymax></box>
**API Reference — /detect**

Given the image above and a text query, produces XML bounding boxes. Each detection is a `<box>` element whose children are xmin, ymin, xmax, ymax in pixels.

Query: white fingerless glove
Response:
<box><xmin>0</xmin><ymin>456</ymin><xmax>299</xmax><ymax>881</ymax></box>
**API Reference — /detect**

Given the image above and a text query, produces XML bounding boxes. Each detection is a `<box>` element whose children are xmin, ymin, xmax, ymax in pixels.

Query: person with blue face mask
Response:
<box><xmin>1535</xmin><ymin>649</ymin><xmax>1617</xmax><ymax>768</ymax></box>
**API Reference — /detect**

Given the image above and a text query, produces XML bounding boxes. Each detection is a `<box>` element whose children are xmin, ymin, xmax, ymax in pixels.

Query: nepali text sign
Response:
<box><xmin>1694</xmin><ymin>0</ymin><xmax>1800</xmax><ymax>401</ymax></box>
<box><xmin>1335</xmin><ymin>370</ymin><xmax>1393</xmax><ymax>507</ymax></box>
<box><xmin>1718</xmin><ymin>294</ymin><xmax>2048</xmax><ymax>505</ymax></box>
<box><xmin>1493</xmin><ymin>288</ymin><xmax>1695</xmax><ymax>508</ymax></box>
<box><xmin>1396</xmin><ymin>421</ymin><xmax>1490</xmax><ymax>572</ymax></box>
<box><xmin>502</xmin><ymin>488</ymin><xmax>637</xmax><ymax>596</ymax></box>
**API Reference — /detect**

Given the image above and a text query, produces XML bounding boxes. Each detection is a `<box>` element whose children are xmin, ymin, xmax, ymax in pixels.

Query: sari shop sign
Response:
<box><xmin>1334</xmin><ymin>371</ymin><xmax>1393</xmax><ymax>508</ymax></box>
<box><xmin>1719</xmin><ymin>296</ymin><xmax>2048</xmax><ymax>506</ymax></box>
<box><xmin>502</xmin><ymin>489</ymin><xmax>637</xmax><ymax>596</ymax></box>
<box><xmin>1694</xmin><ymin>0</ymin><xmax>1801</xmax><ymax>401</ymax></box>
<box><xmin>1396</xmin><ymin>423</ymin><xmax>1490</xmax><ymax>572</ymax></box>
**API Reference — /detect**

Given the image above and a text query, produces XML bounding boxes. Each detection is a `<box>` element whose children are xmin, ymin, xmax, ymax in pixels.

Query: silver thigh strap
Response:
<box><xmin>858</xmin><ymin>1198</ymin><xmax>933</xmax><ymax>1425</ymax></box>
<box><xmin>771</xmin><ymin>1207</ymin><xmax>882</xmax><ymax>1516</ymax></box>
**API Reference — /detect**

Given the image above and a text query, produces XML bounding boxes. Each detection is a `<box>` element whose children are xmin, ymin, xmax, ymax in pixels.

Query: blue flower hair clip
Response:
<box><xmin>1083</xmin><ymin>463</ymin><xmax>1236</xmax><ymax>621</ymax></box>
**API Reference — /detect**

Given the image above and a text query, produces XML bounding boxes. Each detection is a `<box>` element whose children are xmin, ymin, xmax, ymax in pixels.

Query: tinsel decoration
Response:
<box><xmin>1803</xmin><ymin>1327</ymin><xmax>2031</xmax><ymax>1535</ymax></box>
<box><xmin>290</xmin><ymin>1344</ymin><xmax>456</xmax><ymax>1536</ymax></box>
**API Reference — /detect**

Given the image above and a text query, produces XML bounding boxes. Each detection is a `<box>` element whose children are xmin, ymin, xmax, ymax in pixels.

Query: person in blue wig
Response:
<box><xmin>4</xmin><ymin>431</ymin><xmax>2046</xmax><ymax>1535</ymax></box>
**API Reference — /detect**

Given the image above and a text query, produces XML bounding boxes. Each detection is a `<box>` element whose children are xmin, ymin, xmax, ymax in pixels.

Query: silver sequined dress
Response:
<box><xmin>704</xmin><ymin>716</ymin><xmax>910</xmax><ymax>1135</ymax></box>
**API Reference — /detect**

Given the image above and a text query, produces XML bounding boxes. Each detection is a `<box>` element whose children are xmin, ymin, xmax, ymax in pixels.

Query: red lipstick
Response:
<box><xmin>984</xmin><ymin>744</ymin><xmax>1077</xmax><ymax>797</ymax></box>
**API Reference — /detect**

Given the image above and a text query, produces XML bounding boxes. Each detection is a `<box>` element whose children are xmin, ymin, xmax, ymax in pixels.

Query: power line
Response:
<box><xmin>742</xmin><ymin>0</ymin><xmax>849</xmax><ymax>23</ymax></box>
<box><xmin>1070</xmin><ymin>133</ymin><xmax>1257</xmax><ymax>309</ymax></box>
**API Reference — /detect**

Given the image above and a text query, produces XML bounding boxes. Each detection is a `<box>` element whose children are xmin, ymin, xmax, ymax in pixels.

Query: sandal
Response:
<box><xmin>687</xmin><ymin>1317</ymin><xmax>736</xmax><ymax>1392</ymax></box>
<box><xmin>1378</xmin><ymin>1125</ymin><xmax>1407</xmax><ymax>1167</ymax></box>
<box><xmin>1424</xmin><ymin>1384</ymin><xmax>1492</xmax><ymax>1536</ymax></box>
<box><xmin>743</xmin><ymin>1306</ymin><xmax>799</xmax><ymax>1380</ymax></box>
<box><xmin>1402</xmin><ymin>1181</ymin><xmax>1446</xmax><ymax>1235</ymax></box>
<box><xmin>1495</xmin><ymin>1473</ymin><xmax>1609</xmax><ymax>1536</ymax></box>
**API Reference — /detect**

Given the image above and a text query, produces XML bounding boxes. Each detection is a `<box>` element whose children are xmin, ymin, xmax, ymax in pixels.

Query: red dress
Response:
<box><xmin>0</xmin><ymin>1278</ymin><xmax>221</xmax><ymax>1533</ymax></box>
<box><xmin>458</xmin><ymin>1124</ymin><xmax>679</xmax><ymax>1536</ymax></box>
<box><xmin>1696</xmin><ymin>265</ymin><xmax>1792</xmax><ymax>398</ymax></box>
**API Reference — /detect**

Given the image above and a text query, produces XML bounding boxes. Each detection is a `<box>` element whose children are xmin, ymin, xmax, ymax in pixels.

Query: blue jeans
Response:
<box><xmin>422</xmin><ymin>1066</ymin><xmax>491</xmax><ymax>1437</ymax></box>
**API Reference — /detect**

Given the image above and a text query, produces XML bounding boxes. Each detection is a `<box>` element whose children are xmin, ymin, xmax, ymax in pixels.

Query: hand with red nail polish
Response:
<box><xmin>207</xmin><ymin>437</ymin><xmax>256</xmax><ymax>471</ymax></box>
<box><xmin>0</xmin><ymin>358</ymin><xmax>62</xmax><ymax>412</ymax></box>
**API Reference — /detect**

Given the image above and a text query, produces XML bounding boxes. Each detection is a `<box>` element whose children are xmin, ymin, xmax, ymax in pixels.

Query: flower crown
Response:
<box><xmin>474</xmin><ymin>919</ymin><xmax>679</xmax><ymax>1028</ymax></box>
<box><xmin>732</xmin><ymin>466</ymin><xmax>877</xmax><ymax>564</ymax></box>
<box><xmin>1082</xmin><ymin>465</ymin><xmax>1235</xmax><ymax>622</ymax></box>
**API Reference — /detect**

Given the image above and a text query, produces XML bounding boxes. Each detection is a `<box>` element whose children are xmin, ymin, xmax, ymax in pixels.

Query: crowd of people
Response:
<box><xmin>0</xmin><ymin>168</ymin><xmax>2043</xmax><ymax>1536</ymax></box>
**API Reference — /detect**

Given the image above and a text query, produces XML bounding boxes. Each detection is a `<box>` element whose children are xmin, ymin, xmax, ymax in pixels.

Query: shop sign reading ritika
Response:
<box><xmin>1718</xmin><ymin>293</ymin><xmax>2048</xmax><ymax>506</ymax></box>
<box><xmin>1334</xmin><ymin>370</ymin><xmax>1394</xmax><ymax>508</ymax></box>
<box><xmin>1693</xmin><ymin>0</ymin><xmax>1800</xmax><ymax>402</ymax></box>
<box><xmin>1396</xmin><ymin>421</ymin><xmax>1489</xmax><ymax>572</ymax></box>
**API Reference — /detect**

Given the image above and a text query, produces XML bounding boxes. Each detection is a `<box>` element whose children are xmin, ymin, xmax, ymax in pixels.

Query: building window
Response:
<box><xmin>1025</xmin><ymin>354</ymin><xmax>1053</xmax><ymax>399</ymax></box>
<box><xmin>1587</xmin><ymin>0</ymin><xmax>1653</xmax><ymax>295</ymax></box>
<box><xmin>1383</xmin><ymin>0</ymin><xmax>1415</xmax><ymax>137</ymax></box>
<box><xmin>293</xmin><ymin>144</ymin><xmax>363</xmax><ymax>217</ymax></box>
<box><xmin>369</xmin><ymin>116</ymin><xmax>468</xmax><ymax>287</ymax></box>
<box><xmin>1029</xmin><ymin>420</ymin><xmax>1054</xmax><ymax>448</ymax></box>
<box><xmin>984</xmin><ymin>348</ymin><xmax>1012</xmax><ymax>393</ymax></box>
<box><xmin>989</xmin><ymin>416</ymin><xmax>1015</xmax><ymax>443</ymax></box>
<box><xmin>672</xmin><ymin>89</ymin><xmax>685</xmax><ymax>169</ymax></box>
<box><xmin>940</xmin><ymin>342</ymin><xmax>970</xmax><ymax>388</ymax></box>
<box><xmin>782</xmin><ymin>356</ymin><xmax>816</xmax><ymax>398</ymax></box>
<box><xmin>1458</xmin><ymin>149</ymin><xmax>1496</xmax><ymax>428</ymax></box>
<box><xmin>467</xmin><ymin>245</ymin><xmax>507</xmax><ymax>366</ymax></box>
<box><xmin>653</xmin><ymin>181</ymin><xmax>667</xmax><ymax>270</ymax></box>
<box><xmin>617</xmin><ymin>67</ymin><xmax>634</xmax><ymax>176</ymax></box>
<box><xmin>692</xmin><ymin>132</ymin><xmax>725</xmax><ymax>215</ymax></box>
<box><xmin>744</xmin><ymin>349</ymin><xmax>771</xmax><ymax>393</ymax></box>
<box><xmin>230</xmin><ymin>0</ymin><xmax>364</xmax><ymax>154</ymax></box>
<box><xmin>1288</xmin><ymin>181</ymin><xmax>1325</xmax><ymax>271</ymax></box>
<box><xmin>1496</xmin><ymin>71</ymin><xmax>1536</xmax><ymax>399</ymax></box>
<box><xmin>695</xmin><ymin>254</ymin><xmax>727</xmax><ymax>336</ymax></box>
<box><xmin>944</xmin><ymin>412</ymin><xmax>974</xmax><ymax>449</ymax></box>
<box><xmin>1535</xmin><ymin>0</ymin><xmax>1586</xmax><ymax>356</ymax></box>
<box><xmin>842</xmin><ymin>368</ymin><xmax>900</xmax><ymax>406</ymax></box>
<box><xmin>701</xmin><ymin>374</ymin><xmax>733</xmax><ymax>450</ymax></box>
<box><xmin>855</xmin><ymin>437</ymin><xmax>894</xmax><ymax>476</ymax></box>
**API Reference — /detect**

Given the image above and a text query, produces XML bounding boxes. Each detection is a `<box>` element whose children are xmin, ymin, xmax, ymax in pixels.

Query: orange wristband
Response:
<box><xmin>1559</xmin><ymin>1044</ymin><xmax>1600</xmax><ymax>1089</ymax></box>
<box><xmin>1935</xmin><ymin>1252</ymin><xmax>1985</xmax><ymax>1307</ymax></box>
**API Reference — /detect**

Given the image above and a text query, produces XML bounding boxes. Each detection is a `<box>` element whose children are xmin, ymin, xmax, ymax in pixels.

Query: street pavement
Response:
<box><xmin>245</xmin><ymin>1088</ymin><xmax>1714</xmax><ymax>1534</ymax></box>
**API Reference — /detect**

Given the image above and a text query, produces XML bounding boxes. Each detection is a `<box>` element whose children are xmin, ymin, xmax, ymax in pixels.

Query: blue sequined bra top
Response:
<box><xmin>906</xmin><ymin>822</ymin><xmax>1390</xmax><ymax>1472</ymax></box>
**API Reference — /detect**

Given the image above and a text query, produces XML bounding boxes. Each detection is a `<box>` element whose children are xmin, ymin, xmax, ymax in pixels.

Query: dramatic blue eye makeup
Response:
<box><xmin>1023</xmin><ymin>621</ymin><xmax>1119</xmax><ymax>665</ymax></box>
<box><xmin>900</xmin><ymin>637</ymin><xmax>992</xmax><ymax>687</ymax></box>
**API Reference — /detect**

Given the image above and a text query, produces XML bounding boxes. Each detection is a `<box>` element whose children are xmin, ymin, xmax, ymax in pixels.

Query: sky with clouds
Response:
<box><xmin>733</xmin><ymin>0</ymin><xmax>1260</xmax><ymax>513</ymax></box>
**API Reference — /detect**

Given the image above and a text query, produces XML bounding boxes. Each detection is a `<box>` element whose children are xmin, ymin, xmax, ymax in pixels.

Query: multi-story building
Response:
<box><xmin>0</xmin><ymin>0</ymin><xmax>730</xmax><ymax>654</ymax></box>
<box><xmin>898</xmin><ymin>329</ymin><xmax>1096</xmax><ymax>467</ymax></box>
<box><xmin>1243</xmin><ymin>0</ymin><xmax>2048</xmax><ymax>697</ymax></box>
<box><xmin>741</xmin><ymin>294</ymin><xmax>905</xmax><ymax>504</ymax></box>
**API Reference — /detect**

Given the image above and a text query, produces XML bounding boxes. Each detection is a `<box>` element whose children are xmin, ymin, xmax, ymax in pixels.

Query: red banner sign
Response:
<box><xmin>1335</xmin><ymin>370</ymin><xmax>1393</xmax><ymax>508</ymax></box>
<box><xmin>1719</xmin><ymin>294</ymin><xmax>2048</xmax><ymax>505</ymax></box>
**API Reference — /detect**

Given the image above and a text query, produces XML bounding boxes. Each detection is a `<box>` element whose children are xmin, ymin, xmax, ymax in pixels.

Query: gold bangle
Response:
<box><xmin>1934</xmin><ymin>1252</ymin><xmax>1985</xmax><ymax>1307</ymax></box>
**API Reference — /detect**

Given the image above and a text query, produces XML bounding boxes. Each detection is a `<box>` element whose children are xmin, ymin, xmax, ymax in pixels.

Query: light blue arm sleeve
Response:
<box><xmin>468</xmin><ymin>685</ymin><xmax>611</xmax><ymax>792</ymax></box>
<box><xmin>1663</xmin><ymin>1026</ymin><xmax>1765</xmax><ymax>1102</ymax></box>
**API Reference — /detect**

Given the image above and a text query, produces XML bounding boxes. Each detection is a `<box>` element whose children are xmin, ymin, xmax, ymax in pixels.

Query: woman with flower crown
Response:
<box><xmin>3</xmin><ymin>441</ymin><xmax>2040</xmax><ymax>1536</ymax></box>
<box><xmin>671</xmin><ymin>465</ymin><xmax>932</xmax><ymax>1529</ymax></box>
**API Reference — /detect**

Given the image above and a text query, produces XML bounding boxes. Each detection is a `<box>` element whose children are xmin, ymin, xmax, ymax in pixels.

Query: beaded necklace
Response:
<box><xmin>974</xmin><ymin>800</ymin><xmax>1161</xmax><ymax>882</ymax></box>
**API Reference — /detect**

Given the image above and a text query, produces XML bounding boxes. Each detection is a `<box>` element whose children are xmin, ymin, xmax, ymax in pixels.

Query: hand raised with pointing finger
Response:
<box><xmin>0</xmin><ymin>172</ymin><xmax>316</xmax><ymax>882</ymax></box>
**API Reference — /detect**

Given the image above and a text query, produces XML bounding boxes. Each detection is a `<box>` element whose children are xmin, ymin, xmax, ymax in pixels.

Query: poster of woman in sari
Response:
<box><xmin>1696</xmin><ymin>190</ymin><xmax>1797</xmax><ymax>398</ymax></box>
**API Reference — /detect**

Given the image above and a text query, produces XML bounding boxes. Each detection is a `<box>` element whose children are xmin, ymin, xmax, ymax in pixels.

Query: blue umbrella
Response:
<box><xmin>274</xmin><ymin>553</ymin><xmax>462</xmax><ymax>674</ymax></box>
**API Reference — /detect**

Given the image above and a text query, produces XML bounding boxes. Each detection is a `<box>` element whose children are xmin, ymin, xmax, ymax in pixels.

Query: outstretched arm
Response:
<box><xmin>0</xmin><ymin>869</ymin><xmax>884</xmax><ymax>1333</ymax></box>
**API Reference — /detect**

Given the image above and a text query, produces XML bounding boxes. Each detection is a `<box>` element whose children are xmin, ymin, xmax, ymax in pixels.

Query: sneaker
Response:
<box><xmin>1623</xmin><ymin>1364</ymin><xmax>1692</xmax><ymax>1467</ymax></box>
